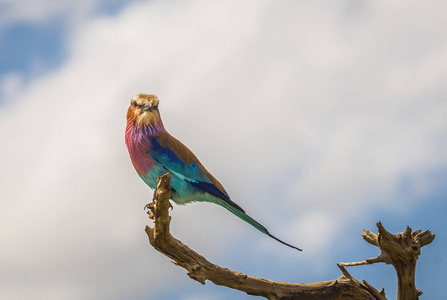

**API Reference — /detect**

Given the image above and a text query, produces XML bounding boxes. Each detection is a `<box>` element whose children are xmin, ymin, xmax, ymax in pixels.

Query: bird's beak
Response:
<box><xmin>142</xmin><ymin>102</ymin><xmax>153</xmax><ymax>112</ymax></box>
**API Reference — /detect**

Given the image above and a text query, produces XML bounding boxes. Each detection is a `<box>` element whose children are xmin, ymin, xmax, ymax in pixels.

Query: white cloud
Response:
<box><xmin>0</xmin><ymin>72</ymin><xmax>23</xmax><ymax>100</ymax></box>
<box><xmin>1</xmin><ymin>0</ymin><xmax>446</xmax><ymax>299</ymax></box>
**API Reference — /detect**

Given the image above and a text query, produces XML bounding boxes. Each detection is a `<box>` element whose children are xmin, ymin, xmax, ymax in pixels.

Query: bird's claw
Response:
<box><xmin>144</xmin><ymin>202</ymin><xmax>155</xmax><ymax>211</ymax></box>
<box><xmin>144</xmin><ymin>202</ymin><xmax>156</xmax><ymax>220</ymax></box>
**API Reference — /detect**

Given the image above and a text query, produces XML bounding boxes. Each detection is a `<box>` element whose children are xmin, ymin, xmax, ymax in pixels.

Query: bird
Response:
<box><xmin>125</xmin><ymin>94</ymin><xmax>301</xmax><ymax>251</ymax></box>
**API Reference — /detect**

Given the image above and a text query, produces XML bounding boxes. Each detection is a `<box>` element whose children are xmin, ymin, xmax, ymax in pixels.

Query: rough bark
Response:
<box><xmin>144</xmin><ymin>173</ymin><xmax>434</xmax><ymax>300</ymax></box>
<box><xmin>339</xmin><ymin>223</ymin><xmax>435</xmax><ymax>300</ymax></box>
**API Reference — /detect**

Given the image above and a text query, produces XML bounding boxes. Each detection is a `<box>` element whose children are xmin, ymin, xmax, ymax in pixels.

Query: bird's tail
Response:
<box><xmin>220</xmin><ymin>201</ymin><xmax>302</xmax><ymax>251</ymax></box>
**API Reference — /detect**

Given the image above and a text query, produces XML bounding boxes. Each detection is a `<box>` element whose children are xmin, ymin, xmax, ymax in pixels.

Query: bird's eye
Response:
<box><xmin>131</xmin><ymin>101</ymin><xmax>137</xmax><ymax>106</ymax></box>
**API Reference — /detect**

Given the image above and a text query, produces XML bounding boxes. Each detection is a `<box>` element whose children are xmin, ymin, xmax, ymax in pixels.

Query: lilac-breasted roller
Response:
<box><xmin>125</xmin><ymin>94</ymin><xmax>301</xmax><ymax>251</ymax></box>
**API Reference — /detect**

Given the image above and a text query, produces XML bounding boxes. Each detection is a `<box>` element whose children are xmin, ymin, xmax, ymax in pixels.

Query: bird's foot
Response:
<box><xmin>144</xmin><ymin>202</ymin><xmax>156</xmax><ymax>220</ymax></box>
<box><xmin>144</xmin><ymin>202</ymin><xmax>154</xmax><ymax>211</ymax></box>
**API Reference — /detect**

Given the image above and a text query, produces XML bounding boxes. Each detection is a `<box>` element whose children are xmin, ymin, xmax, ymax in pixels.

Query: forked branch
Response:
<box><xmin>340</xmin><ymin>223</ymin><xmax>435</xmax><ymax>300</ymax></box>
<box><xmin>144</xmin><ymin>174</ymin><xmax>386</xmax><ymax>299</ymax></box>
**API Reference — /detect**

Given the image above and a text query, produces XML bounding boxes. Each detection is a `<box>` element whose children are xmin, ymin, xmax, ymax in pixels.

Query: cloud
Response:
<box><xmin>1</xmin><ymin>0</ymin><xmax>446</xmax><ymax>299</ymax></box>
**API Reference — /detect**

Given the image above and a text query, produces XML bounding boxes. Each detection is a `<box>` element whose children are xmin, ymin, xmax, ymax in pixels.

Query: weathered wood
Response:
<box><xmin>144</xmin><ymin>174</ymin><xmax>387</xmax><ymax>299</ymax></box>
<box><xmin>339</xmin><ymin>223</ymin><xmax>435</xmax><ymax>300</ymax></box>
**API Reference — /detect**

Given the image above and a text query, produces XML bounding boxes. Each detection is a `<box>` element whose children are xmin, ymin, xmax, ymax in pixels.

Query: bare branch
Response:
<box><xmin>144</xmin><ymin>174</ymin><xmax>383</xmax><ymax>300</ymax></box>
<box><xmin>342</xmin><ymin>222</ymin><xmax>435</xmax><ymax>300</ymax></box>
<box><xmin>415</xmin><ymin>230</ymin><xmax>436</xmax><ymax>247</ymax></box>
<box><xmin>362</xmin><ymin>229</ymin><xmax>379</xmax><ymax>247</ymax></box>
<box><xmin>143</xmin><ymin>174</ymin><xmax>435</xmax><ymax>299</ymax></box>
<box><xmin>363</xmin><ymin>280</ymin><xmax>387</xmax><ymax>300</ymax></box>
<box><xmin>339</xmin><ymin>253</ymin><xmax>391</xmax><ymax>267</ymax></box>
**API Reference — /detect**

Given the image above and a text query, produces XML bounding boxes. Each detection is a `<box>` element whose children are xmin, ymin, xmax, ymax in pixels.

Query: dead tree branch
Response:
<box><xmin>340</xmin><ymin>222</ymin><xmax>435</xmax><ymax>300</ymax></box>
<box><xmin>145</xmin><ymin>174</ymin><xmax>384</xmax><ymax>299</ymax></box>
<box><xmin>144</xmin><ymin>174</ymin><xmax>434</xmax><ymax>299</ymax></box>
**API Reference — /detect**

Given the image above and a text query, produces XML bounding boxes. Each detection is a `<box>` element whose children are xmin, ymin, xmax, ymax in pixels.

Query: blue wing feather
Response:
<box><xmin>188</xmin><ymin>180</ymin><xmax>245</xmax><ymax>212</ymax></box>
<box><xmin>149</xmin><ymin>137</ymin><xmax>244</xmax><ymax>211</ymax></box>
<box><xmin>149</xmin><ymin>137</ymin><xmax>210</xmax><ymax>182</ymax></box>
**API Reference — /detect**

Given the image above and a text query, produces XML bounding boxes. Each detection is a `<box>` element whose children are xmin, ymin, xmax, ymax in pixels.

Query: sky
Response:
<box><xmin>0</xmin><ymin>0</ymin><xmax>446</xmax><ymax>299</ymax></box>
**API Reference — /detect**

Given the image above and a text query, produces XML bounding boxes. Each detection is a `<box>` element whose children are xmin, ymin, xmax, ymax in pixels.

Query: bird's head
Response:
<box><xmin>127</xmin><ymin>94</ymin><xmax>162</xmax><ymax>128</ymax></box>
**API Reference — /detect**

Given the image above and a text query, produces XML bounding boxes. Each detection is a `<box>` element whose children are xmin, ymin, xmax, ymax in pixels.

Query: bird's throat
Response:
<box><xmin>125</xmin><ymin>122</ymin><xmax>164</xmax><ymax>176</ymax></box>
